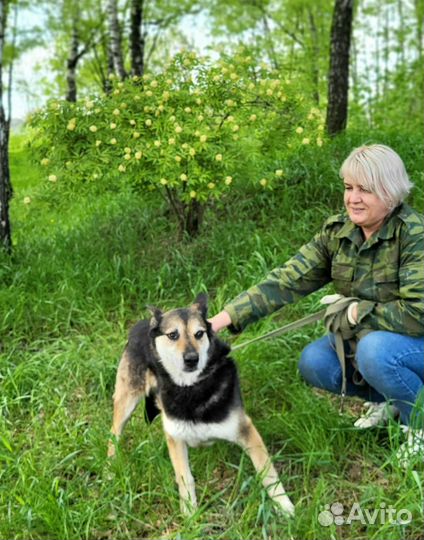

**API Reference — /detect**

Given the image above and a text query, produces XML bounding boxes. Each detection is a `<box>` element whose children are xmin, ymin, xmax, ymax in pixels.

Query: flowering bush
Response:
<box><xmin>29</xmin><ymin>50</ymin><xmax>324</xmax><ymax>235</ymax></box>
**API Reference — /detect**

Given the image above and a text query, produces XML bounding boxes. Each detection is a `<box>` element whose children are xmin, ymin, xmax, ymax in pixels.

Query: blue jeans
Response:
<box><xmin>298</xmin><ymin>331</ymin><xmax>424</xmax><ymax>426</ymax></box>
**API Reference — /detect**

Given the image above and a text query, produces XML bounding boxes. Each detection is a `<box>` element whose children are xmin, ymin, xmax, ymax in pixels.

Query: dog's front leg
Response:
<box><xmin>165</xmin><ymin>433</ymin><xmax>197</xmax><ymax>515</ymax></box>
<box><xmin>237</xmin><ymin>416</ymin><xmax>295</xmax><ymax>517</ymax></box>
<box><xmin>108</xmin><ymin>353</ymin><xmax>145</xmax><ymax>457</ymax></box>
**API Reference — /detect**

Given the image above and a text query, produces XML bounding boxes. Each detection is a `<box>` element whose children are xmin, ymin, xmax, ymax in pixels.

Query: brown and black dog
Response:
<box><xmin>108</xmin><ymin>294</ymin><xmax>294</xmax><ymax>516</ymax></box>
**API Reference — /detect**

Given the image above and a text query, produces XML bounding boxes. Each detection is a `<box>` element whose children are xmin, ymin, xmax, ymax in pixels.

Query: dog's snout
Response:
<box><xmin>183</xmin><ymin>352</ymin><xmax>199</xmax><ymax>370</ymax></box>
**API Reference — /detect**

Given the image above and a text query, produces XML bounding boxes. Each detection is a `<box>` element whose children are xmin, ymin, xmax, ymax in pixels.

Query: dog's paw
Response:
<box><xmin>275</xmin><ymin>496</ymin><xmax>295</xmax><ymax>518</ymax></box>
<box><xmin>107</xmin><ymin>440</ymin><xmax>117</xmax><ymax>458</ymax></box>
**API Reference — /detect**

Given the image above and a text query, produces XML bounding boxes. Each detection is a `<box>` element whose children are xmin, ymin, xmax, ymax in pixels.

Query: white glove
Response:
<box><xmin>319</xmin><ymin>294</ymin><xmax>344</xmax><ymax>305</ymax></box>
<box><xmin>320</xmin><ymin>294</ymin><xmax>358</xmax><ymax>326</ymax></box>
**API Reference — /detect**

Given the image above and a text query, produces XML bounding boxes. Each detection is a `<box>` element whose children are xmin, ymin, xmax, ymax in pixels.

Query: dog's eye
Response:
<box><xmin>194</xmin><ymin>330</ymin><xmax>205</xmax><ymax>340</ymax></box>
<box><xmin>167</xmin><ymin>331</ymin><xmax>179</xmax><ymax>341</ymax></box>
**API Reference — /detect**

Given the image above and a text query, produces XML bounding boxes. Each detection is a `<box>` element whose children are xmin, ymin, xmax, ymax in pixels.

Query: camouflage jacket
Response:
<box><xmin>224</xmin><ymin>203</ymin><xmax>424</xmax><ymax>337</ymax></box>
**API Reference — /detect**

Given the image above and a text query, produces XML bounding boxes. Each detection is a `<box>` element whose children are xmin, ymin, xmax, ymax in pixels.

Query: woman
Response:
<box><xmin>210</xmin><ymin>144</ymin><xmax>424</xmax><ymax>466</ymax></box>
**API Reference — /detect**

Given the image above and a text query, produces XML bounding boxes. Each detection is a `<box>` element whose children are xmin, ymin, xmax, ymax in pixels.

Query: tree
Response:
<box><xmin>107</xmin><ymin>0</ymin><xmax>127</xmax><ymax>79</ymax></box>
<box><xmin>130</xmin><ymin>0</ymin><xmax>144</xmax><ymax>77</ymax></box>
<box><xmin>0</xmin><ymin>0</ymin><xmax>13</xmax><ymax>252</ymax></box>
<box><xmin>325</xmin><ymin>0</ymin><xmax>354</xmax><ymax>136</ymax></box>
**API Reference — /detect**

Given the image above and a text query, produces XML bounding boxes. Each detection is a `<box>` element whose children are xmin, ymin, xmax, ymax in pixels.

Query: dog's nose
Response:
<box><xmin>183</xmin><ymin>352</ymin><xmax>199</xmax><ymax>370</ymax></box>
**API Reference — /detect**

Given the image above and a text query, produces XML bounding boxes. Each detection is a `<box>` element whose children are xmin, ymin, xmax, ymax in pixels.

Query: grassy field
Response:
<box><xmin>1</xmin><ymin>132</ymin><xmax>423</xmax><ymax>540</ymax></box>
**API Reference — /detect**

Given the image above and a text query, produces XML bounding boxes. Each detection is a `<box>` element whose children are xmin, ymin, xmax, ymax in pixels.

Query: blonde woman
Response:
<box><xmin>210</xmin><ymin>144</ymin><xmax>424</xmax><ymax>466</ymax></box>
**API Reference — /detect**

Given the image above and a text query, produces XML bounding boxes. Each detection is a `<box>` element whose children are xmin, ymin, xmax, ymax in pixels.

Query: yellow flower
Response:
<box><xmin>275</xmin><ymin>169</ymin><xmax>284</xmax><ymax>177</ymax></box>
<box><xmin>135</xmin><ymin>151</ymin><xmax>142</xmax><ymax>159</ymax></box>
<box><xmin>197</xmin><ymin>114</ymin><xmax>204</xmax><ymax>122</ymax></box>
<box><xmin>118</xmin><ymin>164</ymin><xmax>126</xmax><ymax>172</ymax></box>
<box><xmin>67</xmin><ymin>121</ymin><xmax>76</xmax><ymax>131</ymax></box>
<box><xmin>145</xmin><ymin>90</ymin><xmax>153</xmax><ymax>97</ymax></box>
<box><xmin>184</xmin><ymin>107</ymin><xmax>191</xmax><ymax>113</ymax></box>
<box><xmin>199</xmin><ymin>135</ymin><xmax>207</xmax><ymax>143</ymax></box>
<box><xmin>168</xmin><ymin>138</ymin><xmax>176</xmax><ymax>145</ymax></box>
<box><xmin>249</xmin><ymin>114</ymin><xmax>257</xmax><ymax>121</ymax></box>
<box><xmin>132</xmin><ymin>132</ymin><xmax>140</xmax><ymax>139</ymax></box>
<box><xmin>124</xmin><ymin>154</ymin><xmax>131</xmax><ymax>160</ymax></box>
<box><xmin>190</xmin><ymin>190</ymin><xmax>197</xmax><ymax>198</ymax></box>
<box><xmin>145</xmin><ymin>119</ymin><xmax>152</xmax><ymax>127</ymax></box>
<box><xmin>266</xmin><ymin>89</ymin><xmax>273</xmax><ymax>96</ymax></box>
<box><xmin>110</xmin><ymin>138</ymin><xmax>117</xmax><ymax>145</ymax></box>
<box><xmin>295</xmin><ymin>127</ymin><xmax>304</xmax><ymax>134</ymax></box>
<box><xmin>89</xmin><ymin>125</ymin><xmax>97</xmax><ymax>132</ymax></box>
<box><xmin>113</xmin><ymin>89</ymin><xmax>120</xmax><ymax>95</ymax></box>
<box><xmin>162</xmin><ymin>91</ymin><xmax>170</xmax><ymax>100</ymax></box>
<box><xmin>189</xmin><ymin>148</ymin><xmax>196</xmax><ymax>156</ymax></box>
<box><xmin>232</xmin><ymin>125</ymin><xmax>239</xmax><ymax>132</ymax></box>
<box><xmin>215</xmin><ymin>153</ymin><xmax>223</xmax><ymax>161</ymax></box>
<box><xmin>316</xmin><ymin>138</ymin><xmax>323</xmax><ymax>147</ymax></box>
<box><xmin>150</xmin><ymin>80</ymin><xmax>158</xmax><ymax>88</ymax></box>
<box><xmin>124</xmin><ymin>147</ymin><xmax>131</xmax><ymax>153</ymax></box>
<box><xmin>175</xmin><ymin>125</ymin><xmax>183</xmax><ymax>133</ymax></box>
<box><xmin>213</xmin><ymin>75</ymin><xmax>220</xmax><ymax>82</ymax></box>
<box><xmin>302</xmin><ymin>138</ymin><xmax>310</xmax><ymax>145</ymax></box>
<box><xmin>180</xmin><ymin>173</ymin><xmax>188</xmax><ymax>181</ymax></box>
<box><xmin>95</xmin><ymin>140</ymin><xmax>102</xmax><ymax>147</ymax></box>
<box><xmin>154</xmin><ymin>140</ymin><xmax>161</xmax><ymax>147</ymax></box>
<box><xmin>182</xmin><ymin>143</ymin><xmax>189</xmax><ymax>150</ymax></box>
<box><xmin>160</xmin><ymin>178</ymin><xmax>168</xmax><ymax>185</ymax></box>
<box><xmin>207</xmin><ymin>182</ymin><xmax>215</xmax><ymax>189</ymax></box>
<box><xmin>230</xmin><ymin>72</ymin><xmax>238</xmax><ymax>80</ymax></box>
<box><xmin>225</xmin><ymin>176</ymin><xmax>232</xmax><ymax>185</ymax></box>
<box><xmin>41</xmin><ymin>158</ymin><xmax>50</xmax><ymax>166</ymax></box>
<box><xmin>85</xmin><ymin>100</ymin><xmax>94</xmax><ymax>109</ymax></box>
<box><xmin>318</xmin><ymin>124</ymin><xmax>324</xmax><ymax>131</ymax></box>
<box><xmin>225</xmin><ymin>99</ymin><xmax>235</xmax><ymax>107</ymax></box>
<box><xmin>130</xmin><ymin>119</ymin><xmax>136</xmax><ymax>126</ymax></box>
<box><xmin>260</xmin><ymin>178</ymin><xmax>267</xmax><ymax>187</ymax></box>
<box><xmin>48</xmin><ymin>174</ymin><xmax>57</xmax><ymax>182</ymax></box>
<box><xmin>110</xmin><ymin>123</ymin><xmax>117</xmax><ymax>129</ymax></box>
<box><xmin>23</xmin><ymin>196</ymin><xmax>31</xmax><ymax>204</ymax></box>
<box><xmin>113</xmin><ymin>108</ymin><xmax>120</xmax><ymax>116</ymax></box>
<box><xmin>175</xmin><ymin>156</ymin><xmax>182</xmax><ymax>162</ymax></box>
<box><xmin>226</xmin><ymin>115</ymin><xmax>234</xmax><ymax>122</ymax></box>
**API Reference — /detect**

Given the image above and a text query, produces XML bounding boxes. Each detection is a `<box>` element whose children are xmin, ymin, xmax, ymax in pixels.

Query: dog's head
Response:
<box><xmin>148</xmin><ymin>293</ymin><xmax>213</xmax><ymax>386</ymax></box>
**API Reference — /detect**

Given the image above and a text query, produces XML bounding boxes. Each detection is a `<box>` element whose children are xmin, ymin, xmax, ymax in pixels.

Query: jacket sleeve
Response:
<box><xmin>224</xmin><ymin>226</ymin><xmax>333</xmax><ymax>332</ymax></box>
<box><xmin>356</xmin><ymin>225</ymin><xmax>424</xmax><ymax>337</ymax></box>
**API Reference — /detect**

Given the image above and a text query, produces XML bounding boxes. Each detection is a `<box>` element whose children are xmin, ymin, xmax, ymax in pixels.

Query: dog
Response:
<box><xmin>108</xmin><ymin>294</ymin><xmax>294</xmax><ymax>516</ymax></box>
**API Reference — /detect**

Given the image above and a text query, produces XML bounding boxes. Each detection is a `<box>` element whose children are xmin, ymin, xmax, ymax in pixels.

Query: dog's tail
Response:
<box><xmin>144</xmin><ymin>393</ymin><xmax>160</xmax><ymax>423</ymax></box>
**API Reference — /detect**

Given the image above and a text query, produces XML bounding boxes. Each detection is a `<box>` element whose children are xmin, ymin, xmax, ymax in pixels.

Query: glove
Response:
<box><xmin>321</xmin><ymin>295</ymin><xmax>360</xmax><ymax>340</ymax></box>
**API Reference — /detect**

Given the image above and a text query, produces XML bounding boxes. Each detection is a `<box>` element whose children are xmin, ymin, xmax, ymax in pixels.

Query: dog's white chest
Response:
<box><xmin>162</xmin><ymin>410</ymin><xmax>240</xmax><ymax>447</ymax></box>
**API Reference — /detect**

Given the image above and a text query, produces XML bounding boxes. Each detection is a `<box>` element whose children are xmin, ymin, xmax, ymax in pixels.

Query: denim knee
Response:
<box><xmin>298</xmin><ymin>341</ymin><xmax>319</xmax><ymax>384</ymax></box>
<box><xmin>356</xmin><ymin>331</ymin><xmax>388</xmax><ymax>383</ymax></box>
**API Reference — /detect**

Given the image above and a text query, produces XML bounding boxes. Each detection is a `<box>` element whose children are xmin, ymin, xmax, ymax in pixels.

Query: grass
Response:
<box><xmin>1</xmin><ymin>131</ymin><xmax>423</xmax><ymax>540</ymax></box>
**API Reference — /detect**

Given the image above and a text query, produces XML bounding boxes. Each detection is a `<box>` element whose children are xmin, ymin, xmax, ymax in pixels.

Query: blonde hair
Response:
<box><xmin>340</xmin><ymin>144</ymin><xmax>413</xmax><ymax>210</ymax></box>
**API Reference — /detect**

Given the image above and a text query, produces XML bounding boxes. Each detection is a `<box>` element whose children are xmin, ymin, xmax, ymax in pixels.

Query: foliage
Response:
<box><xmin>28</xmin><ymin>50</ymin><xmax>325</xmax><ymax>235</ymax></box>
<box><xmin>1</xmin><ymin>132</ymin><xmax>423</xmax><ymax>540</ymax></box>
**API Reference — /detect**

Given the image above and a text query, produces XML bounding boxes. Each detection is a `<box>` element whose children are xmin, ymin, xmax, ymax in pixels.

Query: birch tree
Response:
<box><xmin>107</xmin><ymin>0</ymin><xmax>127</xmax><ymax>78</ymax></box>
<box><xmin>0</xmin><ymin>0</ymin><xmax>12</xmax><ymax>252</ymax></box>
<box><xmin>325</xmin><ymin>0</ymin><xmax>354</xmax><ymax>135</ymax></box>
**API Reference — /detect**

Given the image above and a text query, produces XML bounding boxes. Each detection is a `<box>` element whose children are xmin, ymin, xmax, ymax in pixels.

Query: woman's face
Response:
<box><xmin>343</xmin><ymin>177</ymin><xmax>391</xmax><ymax>239</ymax></box>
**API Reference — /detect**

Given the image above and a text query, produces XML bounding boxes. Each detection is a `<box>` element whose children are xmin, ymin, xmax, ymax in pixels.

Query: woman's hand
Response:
<box><xmin>208</xmin><ymin>310</ymin><xmax>232</xmax><ymax>333</ymax></box>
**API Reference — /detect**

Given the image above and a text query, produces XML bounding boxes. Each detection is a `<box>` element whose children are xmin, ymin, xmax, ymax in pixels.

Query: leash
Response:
<box><xmin>230</xmin><ymin>309</ymin><xmax>327</xmax><ymax>352</ymax></box>
<box><xmin>230</xmin><ymin>304</ymin><xmax>353</xmax><ymax>414</ymax></box>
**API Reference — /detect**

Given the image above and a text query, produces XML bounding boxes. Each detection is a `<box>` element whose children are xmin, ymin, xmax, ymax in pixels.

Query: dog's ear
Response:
<box><xmin>192</xmin><ymin>293</ymin><xmax>208</xmax><ymax>319</ymax></box>
<box><xmin>146</xmin><ymin>305</ymin><xmax>163</xmax><ymax>334</ymax></box>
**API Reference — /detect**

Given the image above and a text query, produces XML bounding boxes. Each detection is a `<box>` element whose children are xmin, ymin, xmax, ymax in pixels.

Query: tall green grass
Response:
<box><xmin>1</xmin><ymin>131</ymin><xmax>423</xmax><ymax>540</ymax></box>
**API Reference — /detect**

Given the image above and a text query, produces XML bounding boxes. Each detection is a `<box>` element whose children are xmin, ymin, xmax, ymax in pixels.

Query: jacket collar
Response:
<box><xmin>335</xmin><ymin>205</ymin><xmax>401</xmax><ymax>244</ymax></box>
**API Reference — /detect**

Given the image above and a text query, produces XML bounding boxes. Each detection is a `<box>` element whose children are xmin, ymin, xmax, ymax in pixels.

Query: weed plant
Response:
<box><xmin>1</xmin><ymin>130</ymin><xmax>422</xmax><ymax>540</ymax></box>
